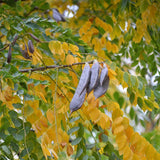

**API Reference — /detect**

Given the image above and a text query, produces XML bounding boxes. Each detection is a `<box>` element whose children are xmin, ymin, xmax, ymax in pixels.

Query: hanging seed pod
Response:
<box><xmin>21</xmin><ymin>44</ymin><xmax>31</xmax><ymax>59</ymax></box>
<box><xmin>100</xmin><ymin>63</ymin><xmax>108</xmax><ymax>86</ymax></box>
<box><xmin>75</xmin><ymin>63</ymin><xmax>91</xmax><ymax>95</ymax></box>
<box><xmin>29</xmin><ymin>33</ymin><xmax>41</xmax><ymax>42</ymax></box>
<box><xmin>12</xmin><ymin>34</ymin><xmax>18</xmax><ymax>46</ymax></box>
<box><xmin>7</xmin><ymin>44</ymin><xmax>12</xmax><ymax>63</ymax></box>
<box><xmin>94</xmin><ymin>76</ymin><xmax>109</xmax><ymax>99</ymax></box>
<box><xmin>52</xmin><ymin>8</ymin><xmax>66</xmax><ymax>22</ymax></box>
<box><xmin>70</xmin><ymin>89</ymin><xmax>86</xmax><ymax>114</ymax></box>
<box><xmin>87</xmin><ymin>60</ymin><xmax>100</xmax><ymax>94</ymax></box>
<box><xmin>28</xmin><ymin>40</ymin><xmax>34</xmax><ymax>53</ymax></box>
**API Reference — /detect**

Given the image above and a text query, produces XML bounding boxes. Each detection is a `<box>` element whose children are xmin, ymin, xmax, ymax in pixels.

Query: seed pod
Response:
<box><xmin>87</xmin><ymin>60</ymin><xmax>100</xmax><ymax>94</ymax></box>
<box><xmin>70</xmin><ymin>89</ymin><xmax>86</xmax><ymax>114</ymax></box>
<box><xmin>7</xmin><ymin>44</ymin><xmax>12</xmax><ymax>63</ymax></box>
<box><xmin>12</xmin><ymin>34</ymin><xmax>18</xmax><ymax>46</ymax></box>
<box><xmin>100</xmin><ymin>63</ymin><xmax>108</xmax><ymax>86</ymax></box>
<box><xmin>75</xmin><ymin>63</ymin><xmax>90</xmax><ymax>95</ymax></box>
<box><xmin>52</xmin><ymin>8</ymin><xmax>66</xmax><ymax>22</ymax></box>
<box><xmin>29</xmin><ymin>33</ymin><xmax>41</xmax><ymax>42</ymax></box>
<box><xmin>28</xmin><ymin>40</ymin><xmax>34</xmax><ymax>53</ymax></box>
<box><xmin>94</xmin><ymin>76</ymin><xmax>109</xmax><ymax>99</ymax></box>
<box><xmin>21</xmin><ymin>44</ymin><xmax>31</xmax><ymax>59</ymax></box>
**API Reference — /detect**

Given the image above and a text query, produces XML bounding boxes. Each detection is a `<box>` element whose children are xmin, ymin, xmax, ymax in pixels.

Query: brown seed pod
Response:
<box><xmin>21</xmin><ymin>44</ymin><xmax>31</xmax><ymax>59</ymax></box>
<box><xmin>70</xmin><ymin>88</ymin><xmax>86</xmax><ymax>114</ymax></box>
<box><xmin>100</xmin><ymin>63</ymin><xmax>108</xmax><ymax>86</ymax></box>
<box><xmin>94</xmin><ymin>76</ymin><xmax>109</xmax><ymax>99</ymax></box>
<box><xmin>29</xmin><ymin>33</ymin><xmax>41</xmax><ymax>42</ymax></box>
<box><xmin>7</xmin><ymin>44</ymin><xmax>12</xmax><ymax>63</ymax></box>
<box><xmin>75</xmin><ymin>63</ymin><xmax>91</xmax><ymax>95</ymax></box>
<box><xmin>87</xmin><ymin>60</ymin><xmax>100</xmax><ymax>94</ymax></box>
<box><xmin>28</xmin><ymin>40</ymin><xmax>34</xmax><ymax>53</ymax></box>
<box><xmin>12</xmin><ymin>34</ymin><xmax>18</xmax><ymax>46</ymax></box>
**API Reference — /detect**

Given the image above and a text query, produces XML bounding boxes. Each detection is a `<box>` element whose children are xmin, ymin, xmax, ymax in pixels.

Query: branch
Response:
<box><xmin>19</xmin><ymin>61</ymin><xmax>104</xmax><ymax>73</ymax></box>
<box><xmin>0</xmin><ymin>44</ymin><xmax>9</xmax><ymax>51</ymax></box>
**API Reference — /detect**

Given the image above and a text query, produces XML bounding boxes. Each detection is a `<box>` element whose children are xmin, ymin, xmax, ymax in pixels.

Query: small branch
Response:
<box><xmin>19</xmin><ymin>61</ymin><xmax>104</xmax><ymax>73</ymax></box>
<box><xmin>0</xmin><ymin>44</ymin><xmax>9</xmax><ymax>51</ymax></box>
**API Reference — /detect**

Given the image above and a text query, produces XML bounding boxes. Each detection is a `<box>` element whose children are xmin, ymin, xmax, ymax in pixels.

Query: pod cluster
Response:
<box><xmin>70</xmin><ymin>60</ymin><xmax>110</xmax><ymax>113</ymax></box>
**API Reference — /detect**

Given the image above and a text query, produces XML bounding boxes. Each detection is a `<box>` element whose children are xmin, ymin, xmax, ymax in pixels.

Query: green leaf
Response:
<box><xmin>113</xmin><ymin>92</ymin><xmax>119</xmax><ymax>100</ymax></box>
<box><xmin>12</xmin><ymin>118</ymin><xmax>22</xmax><ymax>128</ymax></box>
<box><xmin>123</xmin><ymin>72</ymin><xmax>129</xmax><ymax>84</ymax></box>
<box><xmin>129</xmin><ymin>92</ymin><xmax>135</xmax><ymax>104</ymax></box>
<box><xmin>68</xmin><ymin>127</ymin><xmax>80</xmax><ymax>135</ymax></box>
<box><xmin>69</xmin><ymin>116</ymin><xmax>80</xmax><ymax>123</ymax></box>
<box><xmin>130</xmin><ymin>75</ymin><xmax>136</xmax><ymax>87</ymax></box>
<box><xmin>118</xmin><ymin>97</ymin><xmax>124</xmax><ymax>108</ymax></box>
<box><xmin>83</xmin><ymin>155</ymin><xmax>89</xmax><ymax>160</ymax></box>
<box><xmin>71</xmin><ymin>137</ymin><xmax>82</xmax><ymax>145</ymax></box>
<box><xmin>78</xmin><ymin>123</ymin><xmax>84</xmax><ymax>137</ymax></box>
<box><xmin>76</xmin><ymin>148</ymin><xmax>83</xmax><ymax>158</ymax></box>
<box><xmin>145</xmin><ymin>87</ymin><xmax>151</xmax><ymax>97</ymax></box>
<box><xmin>2</xmin><ymin>145</ymin><xmax>11</xmax><ymax>155</ymax></box>
<box><xmin>129</xmin><ymin>107</ymin><xmax>135</xmax><ymax>120</ymax></box>
<box><xmin>12</xmin><ymin>103</ymin><xmax>23</xmax><ymax>109</ymax></box>
<box><xmin>137</xmin><ymin>97</ymin><xmax>143</xmax><ymax>108</ymax></box>
<box><xmin>101</xmin><ymin>134</ymin><xmax>108</xmax><ymax>142</ymax></box>
<box><xmin>8</xmin><ymin>110</ymin><xmax>18</xmax><ymax>118</ymax></box>
<box><xmin>105</xmin><ymin>16</ymin><xmax>113</xmax><ymax>27</ymax></box>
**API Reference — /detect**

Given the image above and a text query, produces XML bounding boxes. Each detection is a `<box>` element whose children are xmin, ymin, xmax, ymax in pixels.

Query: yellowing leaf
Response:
<box><xmin>62</xmin><ymin>42</ymin><xmax>69</xmax><ymax>53</ymax></box>
<box><xmin>45</xmin><ymin>28</ymin><xmax>51</xmax><ymax>36</ymax></box>
<box><xmin>66</xmin><ymin>54</ymin><xmax>74</xmax><ymax>65</ymax></box>
<box><xmin>49</xmin><ymin>41</ymin><xmax>63</xmax><ymax>55</ymax></box>
<box><xmin>69</xmin><ymin>44</ymin><xmax>82</xmax><ymax>57</ymax></box>
<box><xmin>69</xmin><ymin>70</ymin><xmax>78</xmax><ymax>87</ymax></box>
<box><xmin>41</xmin><ymin>144</ymin><xmax>51</xmax><ymax>159</ymax></box>
<box><xmin>113</xmin><ymin>125</ymin><xmax>124</xmax><ymax>135</ymax></box>
<box><xmin>46</xmin><ymin>109</ymin><xmax>55</xmax><ymax>124</ymax></box>
<box><xmin>108</xmin><ymin>68</ymin><xmax>117</xmax><ymax>80</ymax></box>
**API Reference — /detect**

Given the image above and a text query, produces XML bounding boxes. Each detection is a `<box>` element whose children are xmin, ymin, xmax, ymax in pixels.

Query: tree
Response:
<box><xmin>0</xmin><ymin>0</ymin><xmax>160</xmax><ymax>159</ymax></box>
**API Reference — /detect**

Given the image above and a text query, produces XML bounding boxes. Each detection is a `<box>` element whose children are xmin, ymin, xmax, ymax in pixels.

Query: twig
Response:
<box><xmin>19</xmin><ymin>61</ymin><xmax>104</xmax><ymax>73</ymax></box>
<box><xmin>0</xmin><ymin>44</ymin><xmax>9</xmax><ymax>51</ymax></box>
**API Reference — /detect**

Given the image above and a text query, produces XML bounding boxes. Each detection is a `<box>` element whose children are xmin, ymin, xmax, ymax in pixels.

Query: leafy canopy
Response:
<box><xmin>0</xmin><ymin>0</ymin><xmax>160</xmax><ymax>160</ymax></box>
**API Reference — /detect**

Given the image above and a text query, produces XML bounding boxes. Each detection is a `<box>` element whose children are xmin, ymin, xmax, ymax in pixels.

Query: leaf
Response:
<box><xmin>71</xmin><ymin>137</ymin><xmax>82</xmax><ymax>145</ymax></box>
<box><xmin>68</xmin><ymin>126</ymin><xmax>80</xmax><ymax>135</ymax></box>
<box><xmin>49</xmin><ymin>40</ymin><xmax>63</xmax><ymax>55</ymax></box>
<box><xmin>69</xmin><ymin>116</ymin><xmax>80</xmax><ymax>123</ymax></box>
<box><xmin>76</xmin><ymin>148</ymin><xmax>83</xmax><ymax>158</ymax></box>
<box><xmin>67</xmin><ymin>144</ymin><xmax>73</xmax><ymax>156</ymax></box>
<box><xmin>101</xmin><ymin>134</ymin><xmax>108</xmax><ymax>142</ymax></box>
<box><xmin>12</xmin><ymin>103</ymin><xmax>23</xmax><ymax>109</ymax></box>
<box><xmin>129</xmin><ymin>92</ymin><xmax>135</xmax><ymax>104</ymax></box>
<box><xmin>137</xmin><ymin>97</ymin><xmax>143</xmax><ymax>108</ymax></box>
<box><xmin>66</xmin><ymin>54</ymin><xmax>74</xmax><ymax>65</ymax></box>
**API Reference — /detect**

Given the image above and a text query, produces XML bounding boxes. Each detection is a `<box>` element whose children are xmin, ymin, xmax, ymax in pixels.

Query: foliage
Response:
<box><xmin>0</xmin><ymin>0</ymin><xmax>160</xmax><ymax>159</ymax></box>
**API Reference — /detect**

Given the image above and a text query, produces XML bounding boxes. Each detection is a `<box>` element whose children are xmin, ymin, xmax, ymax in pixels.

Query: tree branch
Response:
<box><xmin>19</xmin><ymin>60</ymin><xmax>104</xmax><ymax>73</ymax></box>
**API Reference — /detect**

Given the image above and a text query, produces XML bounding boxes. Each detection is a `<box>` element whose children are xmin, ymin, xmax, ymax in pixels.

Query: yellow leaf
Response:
<box><xmin>114</xmin><ymin>25</ymin><xmax>121</xmax><ymax>38</ymax></box>
<box><xmin>106</xmin><ymin>41</ymin><xmax>112</xmax><ymax>52</ymax></box>
<box><xmin>113</xmin><ymin>125</ymin><xmax>124</xmax><ymax>135</ymax></box>
<box><xmin>62</xmin><ymin>42</ymin><xmax>69</xmax><ymax>53</ymax></box>
<box><xmin>41</xmin><ymin>144</ymin><xmax>51</xmax><ymax>159</ymax></box>
<box><xmin>66</xmin><ymin>54</ymin><xmax>74</xmax><ymax>65</ymax></box>
<box><xmin>46</xmin><ymin>109</ymin><xmax>55</xmax><ymax>124</ymax></box>
<box><xmin>69</xmin><ymin>70</ymin><xmax>78</xmax><ymax>87</ymax></box>
<box><xmin>111</xmin><ymin>43</ymin><xmax>119</xmax><ymax>53</ymax></box>
<box><xmin>108</xmin><ymin>68</ymin><xmax>117</xmax><ymax>80</ymax></box>
<box><xmin>45</xmin><ymin>28</ymin><xmax>51</xmax><ymax>36</ymax></box>
<box><xmin>49</xmin><ymin>41</ymin><xmax>63</xmax><ymax>55</ymax></box>
<box><xmin>119</xmin><ymin>19</ymin><xmax>126</xmax><ymax>30</ymax></box>
<box><xmin>69</xmin><ymin>44</ymin><xmax>82</xmax><ymax>57</ymax></box>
